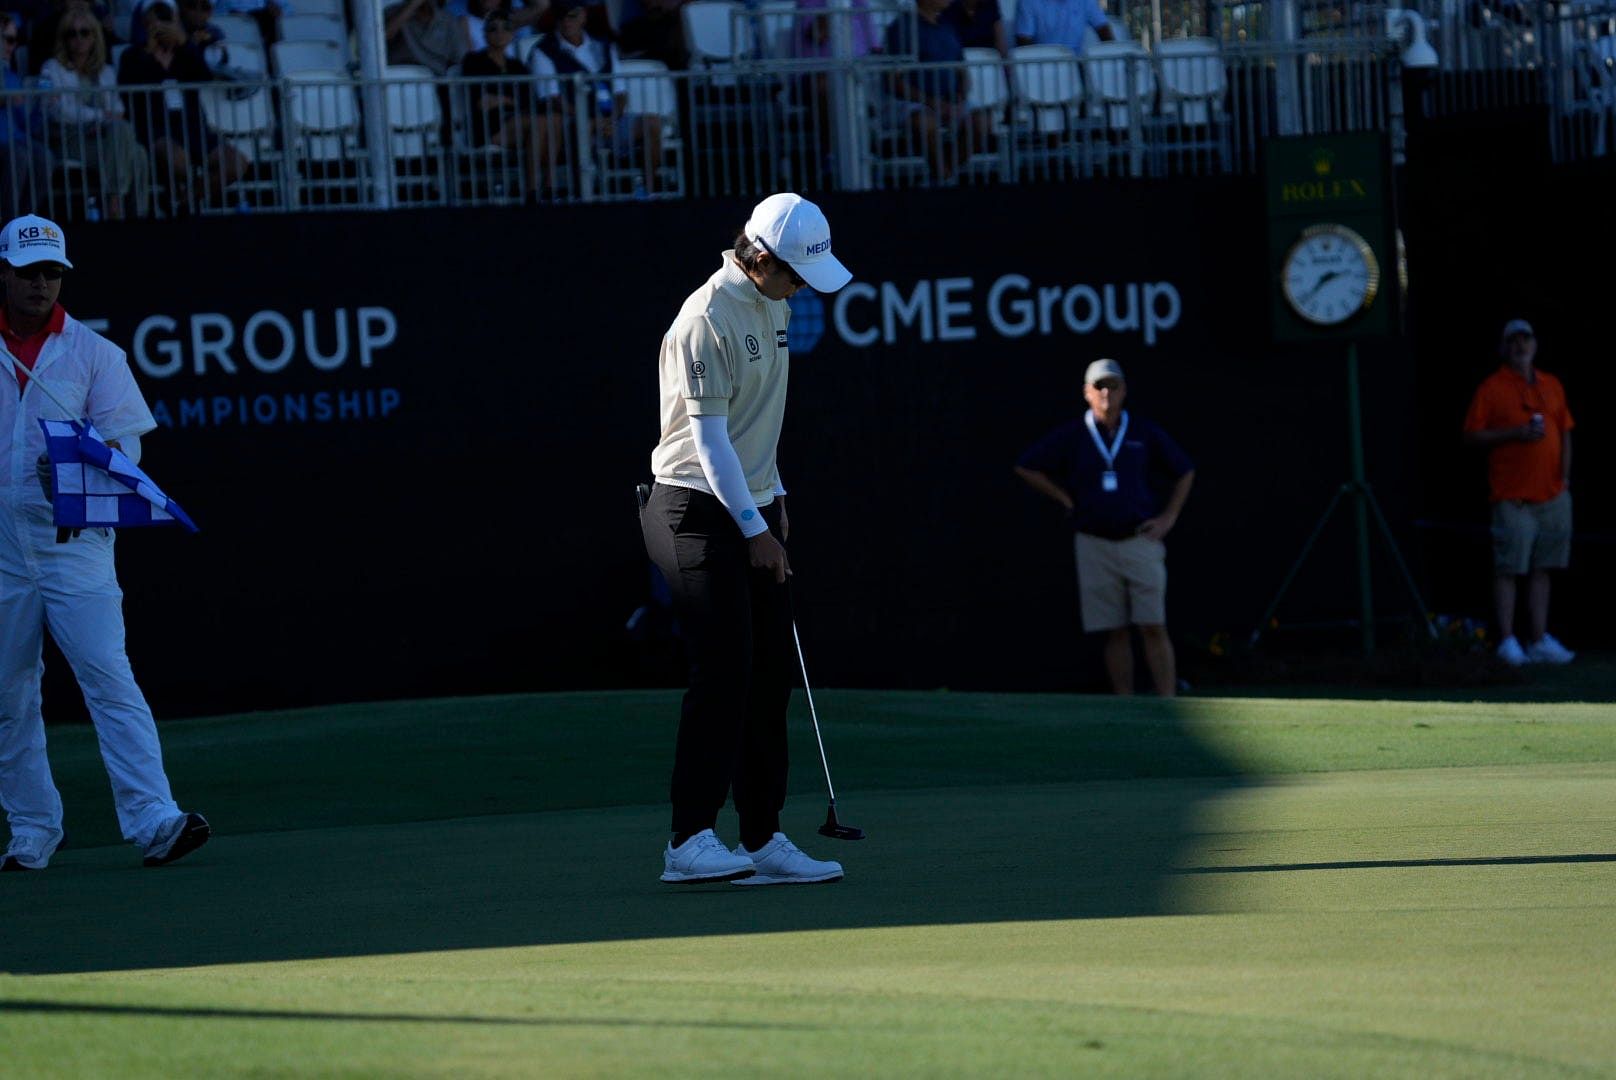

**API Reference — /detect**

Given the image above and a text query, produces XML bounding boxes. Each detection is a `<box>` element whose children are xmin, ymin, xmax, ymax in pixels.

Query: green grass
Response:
<box><xmin>1</xmin><ymin>690</ymin><xmax>1613</xmax><ymax>1076</ymax></box>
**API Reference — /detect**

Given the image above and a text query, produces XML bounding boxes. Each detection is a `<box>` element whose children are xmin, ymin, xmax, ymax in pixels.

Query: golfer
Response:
<box><xmin>0</xmin><ymin>214</ymin><xmax>209</xmax><ymax>871</ymax></box>
<box><xmin>642</xmin><ymin>193</ymin><xmax>851</xmax><ymax>886</ymax></box>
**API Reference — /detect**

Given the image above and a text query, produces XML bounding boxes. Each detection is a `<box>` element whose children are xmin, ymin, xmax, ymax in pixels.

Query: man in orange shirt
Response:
<box><xmin>1462</xmin><ymin>319</ymin><xmax>1575</xmax><ymax>666</ymax></box>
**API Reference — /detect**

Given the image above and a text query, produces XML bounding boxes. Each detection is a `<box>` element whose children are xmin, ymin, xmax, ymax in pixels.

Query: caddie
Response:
<box><xmin>641</xmin><ymin>192</ymin><xmax>851</xmax><ymax>886</ymax></box>
<box><xmin>0</xmin><ymin>214</ymin><xmax>209</xmax><ymax>871</ymax></box>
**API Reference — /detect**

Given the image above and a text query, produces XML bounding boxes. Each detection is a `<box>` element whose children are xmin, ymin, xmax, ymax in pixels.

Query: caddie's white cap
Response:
<box><xmin>1085</xmin><ymin>358</ymin><xmax>1125</xmax><ymax>385</ymax></box>
<box><xmin>0</xmin><ymin>214</ymin><xmax>72</xmax><ymax>269</ymax></box>
<box><xmin>744</xmin><ymin>192</ymin><xmax>851</xmax><ymax>293</ymax></box>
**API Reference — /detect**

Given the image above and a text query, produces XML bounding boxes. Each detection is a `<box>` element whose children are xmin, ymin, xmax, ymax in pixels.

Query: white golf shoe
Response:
<box><xmin>1</xmin><ymin>829</ymin><xmax>65</xmax><ymax>872</ymax></box>
<box><xmin>661</xmin><ymin>829</ymin><xmax>756</xmax><ymax>884</ymax></box>
<box><xmin>731</xmin><ymin>833</ymin><xmax>843</xmax><ymax>885</ymax></box>
<box><xmin>1526</xmin><ymin>634</ymin><xmax>1575</xmax><ymax>665</ymax></box>
<box><xmin>1496</xmin><ymin>636</ymin><xmax>1527</xmax><ymax>667</ymax></box>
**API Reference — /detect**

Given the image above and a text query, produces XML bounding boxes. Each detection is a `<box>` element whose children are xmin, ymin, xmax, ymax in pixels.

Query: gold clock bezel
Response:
<box><xmin>1281</xmin><ymin>223</ymin><xmax>1382</xmax><ymax>326</ymax></box>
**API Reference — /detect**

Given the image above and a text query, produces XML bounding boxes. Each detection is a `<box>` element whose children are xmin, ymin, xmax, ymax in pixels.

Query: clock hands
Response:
<box><xmin>1298</xmin><ymin>269</ymin><xmax>1342</xmax><ymax>304</ymax></box>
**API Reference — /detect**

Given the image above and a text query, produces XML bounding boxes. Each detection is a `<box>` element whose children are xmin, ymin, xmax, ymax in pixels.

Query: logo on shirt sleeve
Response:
<box><xmin>775</xmin><ymin>330</ymin><xmax>789</xmax><ymax>349</ymax></box>
<box><xmin>691</xmin><ymin>360</ymin><xmax>707</xmax><ymax>377</ymax></box>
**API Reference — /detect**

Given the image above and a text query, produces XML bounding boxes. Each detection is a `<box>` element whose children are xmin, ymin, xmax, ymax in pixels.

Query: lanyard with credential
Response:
<box><xmin>1084</xmin><ymin>409</ymin><xmax>1128</xmax><ymax>492</ymax></box>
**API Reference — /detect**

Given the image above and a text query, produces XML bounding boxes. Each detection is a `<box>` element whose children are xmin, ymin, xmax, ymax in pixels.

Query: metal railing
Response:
<box><xmin>0</xmin><ymin>39</ymin><xmax>1400</xmax><ymax>221</ymax></box>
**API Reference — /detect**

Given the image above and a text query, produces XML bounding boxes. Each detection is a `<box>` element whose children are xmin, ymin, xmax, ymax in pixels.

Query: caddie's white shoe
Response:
<box><xmin>661</xmin><ymin>829</ymin><xmax>756</xmax><ymax>884</ymax></box>
<box><xmin>731</xmin><ymin>833</ymin><xmax>843</xmax><ymax>885</ymax></box>
<box><xmin>1496</xmin><ymin>636</ymin><xmax>1527</xmax><ymax>667</ymax></box>
<box><xmin>1526</xmin><ymin>634</ymin><xmax>1575</xmax><ymax>665</ymax></box>
<box><xmin>1</xmin><ymin>829</ymin><xmax>65</xmax><ymax>872</ymax></box>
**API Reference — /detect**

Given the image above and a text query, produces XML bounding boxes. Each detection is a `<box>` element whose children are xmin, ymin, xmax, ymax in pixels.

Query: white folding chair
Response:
<box><xmin>963</xmin><ymin>46</ymin><xmax>1011</xmax><ymax>178</ymax></box>
<box><xmin>619</xmin><ymin>57</ymin><xmax>685</xmax><ymax>195</ymax></box>
<box><xmin>213</xmin><ymin>13</ymin><xmax>263</xmax><ymax>48</ymax></box>
<box><xmin>290</xmin><ymin>0</ymin><xmax>348</xmax><ymax>17</ymax></box>
<box><xmin>200</xmin><ymin>81</ymin><xmax>286</xmax><ymax>205</ymax></box>
<box><xmin>225</xmin><ymin>40</ymin><xmax>269</xmax><ymax>75</ymax></box>
<box><xmin>1156</xmin><ymin>37</ymin><xmax>1226</xmax><ymax>126</ymax></box>
<box><xmin>274</xmin><ymin>39</ymin><xmax>347</xmax><ymax>76</ymax></box>
<box><xmin>1010</xmin><ymin>44</ymin><xmax>1083</xmax><ymax>133</ymax></box>
<box><xmin>682</xmin><ymin>0</ymin><xmax>752</xmax><ymax>67</ymax></box>
<box><xmin>382</xmin><ymin>65</ymin><xmax>443</xmax><ymax>203</ymax></box>
<box><xmin>284</xmin><ymin>69</ymin><xmax>364</xmax><ymax>201</ymax></box>
<box><xmin>1082</xmin><ymin>41</ymin><xmax>1154</xmax><ymax>130</ymax></box>
<box><xmin>280</xmin><ymin>14</ymin><xmax>349</xmax><ymax>50</ymax></box>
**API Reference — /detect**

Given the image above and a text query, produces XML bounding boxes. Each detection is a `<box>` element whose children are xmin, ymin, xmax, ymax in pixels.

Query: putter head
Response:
<box><xmin>819</xmin><ymin>805</ymin><xmax>865</xmax><ymax>841</ymax></box>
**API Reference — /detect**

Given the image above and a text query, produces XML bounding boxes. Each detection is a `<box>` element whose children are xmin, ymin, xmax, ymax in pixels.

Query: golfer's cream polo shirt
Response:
<box><xmin>652</xmin><ymin>252</ymin><xmax>790</xmax><ymax>505</ymax></box>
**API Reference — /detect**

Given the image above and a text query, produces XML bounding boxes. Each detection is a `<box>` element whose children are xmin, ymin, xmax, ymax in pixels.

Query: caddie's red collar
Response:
<box><xmin>0</xmin><ymin>302</ymin><xmax>67</xmax><ymax>341</ymax></box>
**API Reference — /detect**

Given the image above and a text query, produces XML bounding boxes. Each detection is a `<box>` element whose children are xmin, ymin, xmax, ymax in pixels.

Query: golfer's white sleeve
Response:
<box><xmin>691</xmin><ymin>415</ymin><xmax>769</xmax><ymax>538</ymax></box>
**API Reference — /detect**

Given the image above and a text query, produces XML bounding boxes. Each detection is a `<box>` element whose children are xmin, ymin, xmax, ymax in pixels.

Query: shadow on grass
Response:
<box><xmin>0</xmin><ymin>1000</ymin><xmax>816</xmax><ymax>1030</ymax></box>
<box><xmin>1176</xmin><ymin>853</ymin><xmax>1616</xmax><ymax>874</ymax></box>
<box><xmin>0</xmin><ymin>691</ymin><xmax>1250</xmax><ymax>975</ymax></box>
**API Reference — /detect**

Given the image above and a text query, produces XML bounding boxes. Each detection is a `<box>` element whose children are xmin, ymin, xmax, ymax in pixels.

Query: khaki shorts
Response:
<box><xmin>1075</xmin><ymin>532</ymin><xmax>1167</xmax><ymax>631</ymax></box>
<box><xmin>1492</xmin><ymin>491</ymin><xmax>1572</xmax><ymax>576</ymax></box>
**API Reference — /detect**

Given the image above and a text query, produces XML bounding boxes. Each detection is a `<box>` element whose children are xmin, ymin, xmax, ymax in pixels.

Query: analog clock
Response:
<box><xmin>1281</xmin><ymin>224</ymin><xmax>1381</xmax><ymax>326</ymax></box>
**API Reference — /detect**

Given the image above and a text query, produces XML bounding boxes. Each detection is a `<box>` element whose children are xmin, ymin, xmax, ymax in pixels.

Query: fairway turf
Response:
<box><xmin>1</xmin><ymin>692</ymin><xmax>1612</xmax><ymax>1077</ymax></box>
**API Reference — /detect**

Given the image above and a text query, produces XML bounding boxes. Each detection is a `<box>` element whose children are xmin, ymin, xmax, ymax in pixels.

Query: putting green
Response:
<box><xmin>1</xmin><ymin>692</ymin><xmax>1612</xmax><ymax>1076</ymax></box>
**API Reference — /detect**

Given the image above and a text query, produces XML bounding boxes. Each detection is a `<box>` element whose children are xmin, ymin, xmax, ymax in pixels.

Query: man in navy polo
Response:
<box><xmin>1015</xmin><ymin>358</ymin><xmax>1195</xmax><ymax>695</ymax></box>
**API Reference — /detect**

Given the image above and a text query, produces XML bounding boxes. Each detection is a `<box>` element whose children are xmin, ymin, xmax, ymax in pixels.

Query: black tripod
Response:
<box><xmin>1251</xmin><ymin>344</ymin><xmax>1436</xmax><ymax>655</ymax></box>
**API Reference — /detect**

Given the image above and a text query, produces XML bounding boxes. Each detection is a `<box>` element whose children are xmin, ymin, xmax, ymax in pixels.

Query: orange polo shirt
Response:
<box><xmin>0</xmin><ymin>303</ymin><xmax>68</xmax><ymax>395</ymax></box>
<box><xmin>1462</xmin><ymin>364</ymin><xmax>1575</xmax><ymax>503</ymax></box>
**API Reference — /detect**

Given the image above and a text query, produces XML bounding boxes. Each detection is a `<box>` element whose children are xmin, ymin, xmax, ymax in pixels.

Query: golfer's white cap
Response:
<box><xmin>1500</xmin><ymin>318</ymin><xmax>1534</xmax><ymax>341</ymax></box>
<box><xmin>0</xmin><ymin>214</ymin><xmax>72</xmax><ymax>269</ymax></box>
<box><xmin>745</xmin><ymin>193</ymin><xmax>851</xmax><ymax>293</ymax></box>
<box><xmin>1085</xmin><ymin>358</ymin><xmax>1125</xmax><ymax>385</ymax></box>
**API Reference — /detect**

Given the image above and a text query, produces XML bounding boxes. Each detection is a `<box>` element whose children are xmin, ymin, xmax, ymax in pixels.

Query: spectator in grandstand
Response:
<box><xmin>531</xmin><ymin>0</ymin><xmax>611</xmax><ymax>42</ymax></box>
<box><xmin>1013</xmin><ymin>0</ymin><xmax>1113</xmax><ymax>52</ymax></box>
<box><xmin>40</xmin><ymin>7</ymin><xmax>149</xmax><ymax>216</ymax></box>
<box><xmin>1015</xmin><ymin>359</ymin><xmax>1195</xmax><ymax>697</ymax></box>
<box><xmin>618</xmin><ymin>0</ymin><xmax>686</xmax><ymax>70</ymax></box>
<box><xmin>175</xmin><ymin>0</ymin><xmax>228</xmax><ymax>69</ymax></box>
<box><xmin>461</xmin><ymin>10</ymin><xmax>558</xmax><ymax>198</ymax></box>
<box><xmin>118</xmin><ymin>1</ymin><xmax>246</xmax><ymax>211</ymax></box>
<box><xmin>461</xmin><ymin>0</ymin><xmax>542</xmax><ymax>56</ymax></box>
<box><xmin>796</xmin><ymin>0</ymin><xmax>877</xmax><ymax>58</ymax></box>
<box><xmin>30</xmin><ymin>0</ymin><xmax>119</xmax><ymax>75</ymax></box>
<box><xmin>1462</xmin><ymin>318</ymin><xmax>1577</xmax><ymax>667</ymax></box>
<box><xmin>385</xmin><ymin>0</ymin><xmax>465</xmax><ymax>74</ymax></box>
<box><xmin>0</xmin><ymin>13</ymin><xmax>51</xmax><ymax>216</ymax></box>
<box><xmin>532</xmin><ymin>0</ymin><xmax>663</xmax><ymax>192</ymax></box>
<box><xmin>883</xmin><ymin>0</ymin><xmax>976</xmax><ymax>182</ymax></box>
<box><xmin>947</xmin><ymin>0</ymin><xmax>1007</xmax><ymax>55</ymax></box>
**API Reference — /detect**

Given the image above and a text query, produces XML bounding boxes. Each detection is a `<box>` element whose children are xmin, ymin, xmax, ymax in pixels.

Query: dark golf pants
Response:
<box><xmin>642</xmin><ymin>483</ymin><xmax>791</xmax><ymax>850</ymax></box>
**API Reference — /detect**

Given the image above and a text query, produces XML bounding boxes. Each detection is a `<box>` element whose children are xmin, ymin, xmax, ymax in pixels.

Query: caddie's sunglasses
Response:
<box><xmin>11</xmin><ymin>265</ymin><xmax>65</xmax><ymax>281</ymax></box>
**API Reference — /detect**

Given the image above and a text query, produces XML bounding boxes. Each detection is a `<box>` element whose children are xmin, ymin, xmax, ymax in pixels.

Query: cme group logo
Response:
<box><xmin>786</xmin><ymin>292</ymin><xmax>825</xmax><ymax>354</ymax></box>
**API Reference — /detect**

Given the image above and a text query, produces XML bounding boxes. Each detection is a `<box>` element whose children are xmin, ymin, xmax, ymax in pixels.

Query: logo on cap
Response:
<box><xmin>806</xmin><ymin>238</ymin><xmax>831</xmax><ymax>256</ymax></box>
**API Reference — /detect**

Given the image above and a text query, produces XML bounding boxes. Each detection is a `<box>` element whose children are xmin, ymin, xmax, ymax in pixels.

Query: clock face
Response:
<box><xmin>1281</xmin><ymin>225</ymin><xmax>1381</xmax><ymax>326</ymax></box>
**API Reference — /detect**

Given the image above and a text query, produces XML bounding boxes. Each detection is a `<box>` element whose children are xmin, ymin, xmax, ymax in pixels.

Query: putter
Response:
<box><xmin>789</xmin><ymin>614</ymin><xmax>865</xmax><ymax>841</ymax></box>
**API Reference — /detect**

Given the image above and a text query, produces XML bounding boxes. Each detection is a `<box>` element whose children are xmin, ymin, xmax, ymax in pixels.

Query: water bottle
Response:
<box><xmin>85</xmin><ymin>196</ymin><xmax>101</xmax><ymax>223</ymax></box>
<box><xmin>235</xmin><ymin>196</ymin><xmax>252</xmax><ymax>214</ymax></box>
<box><xmin>596</xmin><ymin>86</ymin><xmax>614</xmax><ymax>116</ymax></box>
<box><xmin>632</xmin><ymin>177</ymin><xmax>648</xmax><ymax>201</ymax></box>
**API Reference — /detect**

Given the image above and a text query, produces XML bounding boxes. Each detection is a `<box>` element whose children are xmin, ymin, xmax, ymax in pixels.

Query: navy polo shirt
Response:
<box><xmin>885</xmin><ymin>14</ymin><xmax>964</xmax><ymax>100</ymax></box>
<box><xmin>1017</xmin><ymin>411</ymin><xmax>1194</xmax><ymax>538</ymax></box>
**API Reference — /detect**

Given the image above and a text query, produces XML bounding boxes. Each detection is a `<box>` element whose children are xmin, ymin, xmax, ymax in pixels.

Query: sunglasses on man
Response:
<box><xmin>10</xmin><ymin>265</ymin><xmax>66</xmax><ymax>281</ymax></box>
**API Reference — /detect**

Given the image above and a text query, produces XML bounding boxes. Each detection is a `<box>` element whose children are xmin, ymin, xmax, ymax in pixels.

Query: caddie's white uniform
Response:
<box><xmin>0</xmin><ymin>308</ymin><xmax>182</xmax><ymax>855</ymax></box>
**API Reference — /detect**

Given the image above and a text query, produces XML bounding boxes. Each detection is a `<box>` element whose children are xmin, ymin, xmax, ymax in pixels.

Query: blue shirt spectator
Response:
<box><xmin>1016</xmin><ymin>407</ymin><xmax>1193</xmax><ymax>538</ymax></box>
<box><xmin>1013</xmin><ymin>0</ymin><xmax>1112</xmax><ymax>52</ymax></box>
<box><xmin>884</xmin><ymin>0</ymin><xmax>963</xmax><ymax>101</ymax></box>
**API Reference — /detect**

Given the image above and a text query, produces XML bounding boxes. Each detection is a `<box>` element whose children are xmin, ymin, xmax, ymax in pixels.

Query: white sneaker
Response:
<box><xmin>1525</xmin><ymin>634</ymin><xmax>1576</xmax><ymax>665</ymax></box>
<box><xmin>661</xmin><ymin>829</ymin><xmax>757</xmax><ymax>884</ymax></box>
<box><xmin>1496</xmin><ymin>636</ymin><xmax>1527</xmax><ymax>667</ymax></box>
<box><xmin>1</xmin><ymin>829</ymin><xmax>65</xmax><ymax>872</ymax></box>
<box><xmin>731</xmin><ymin>833</ymin><xmax>844</xmax><ymax>886</ymax></box>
